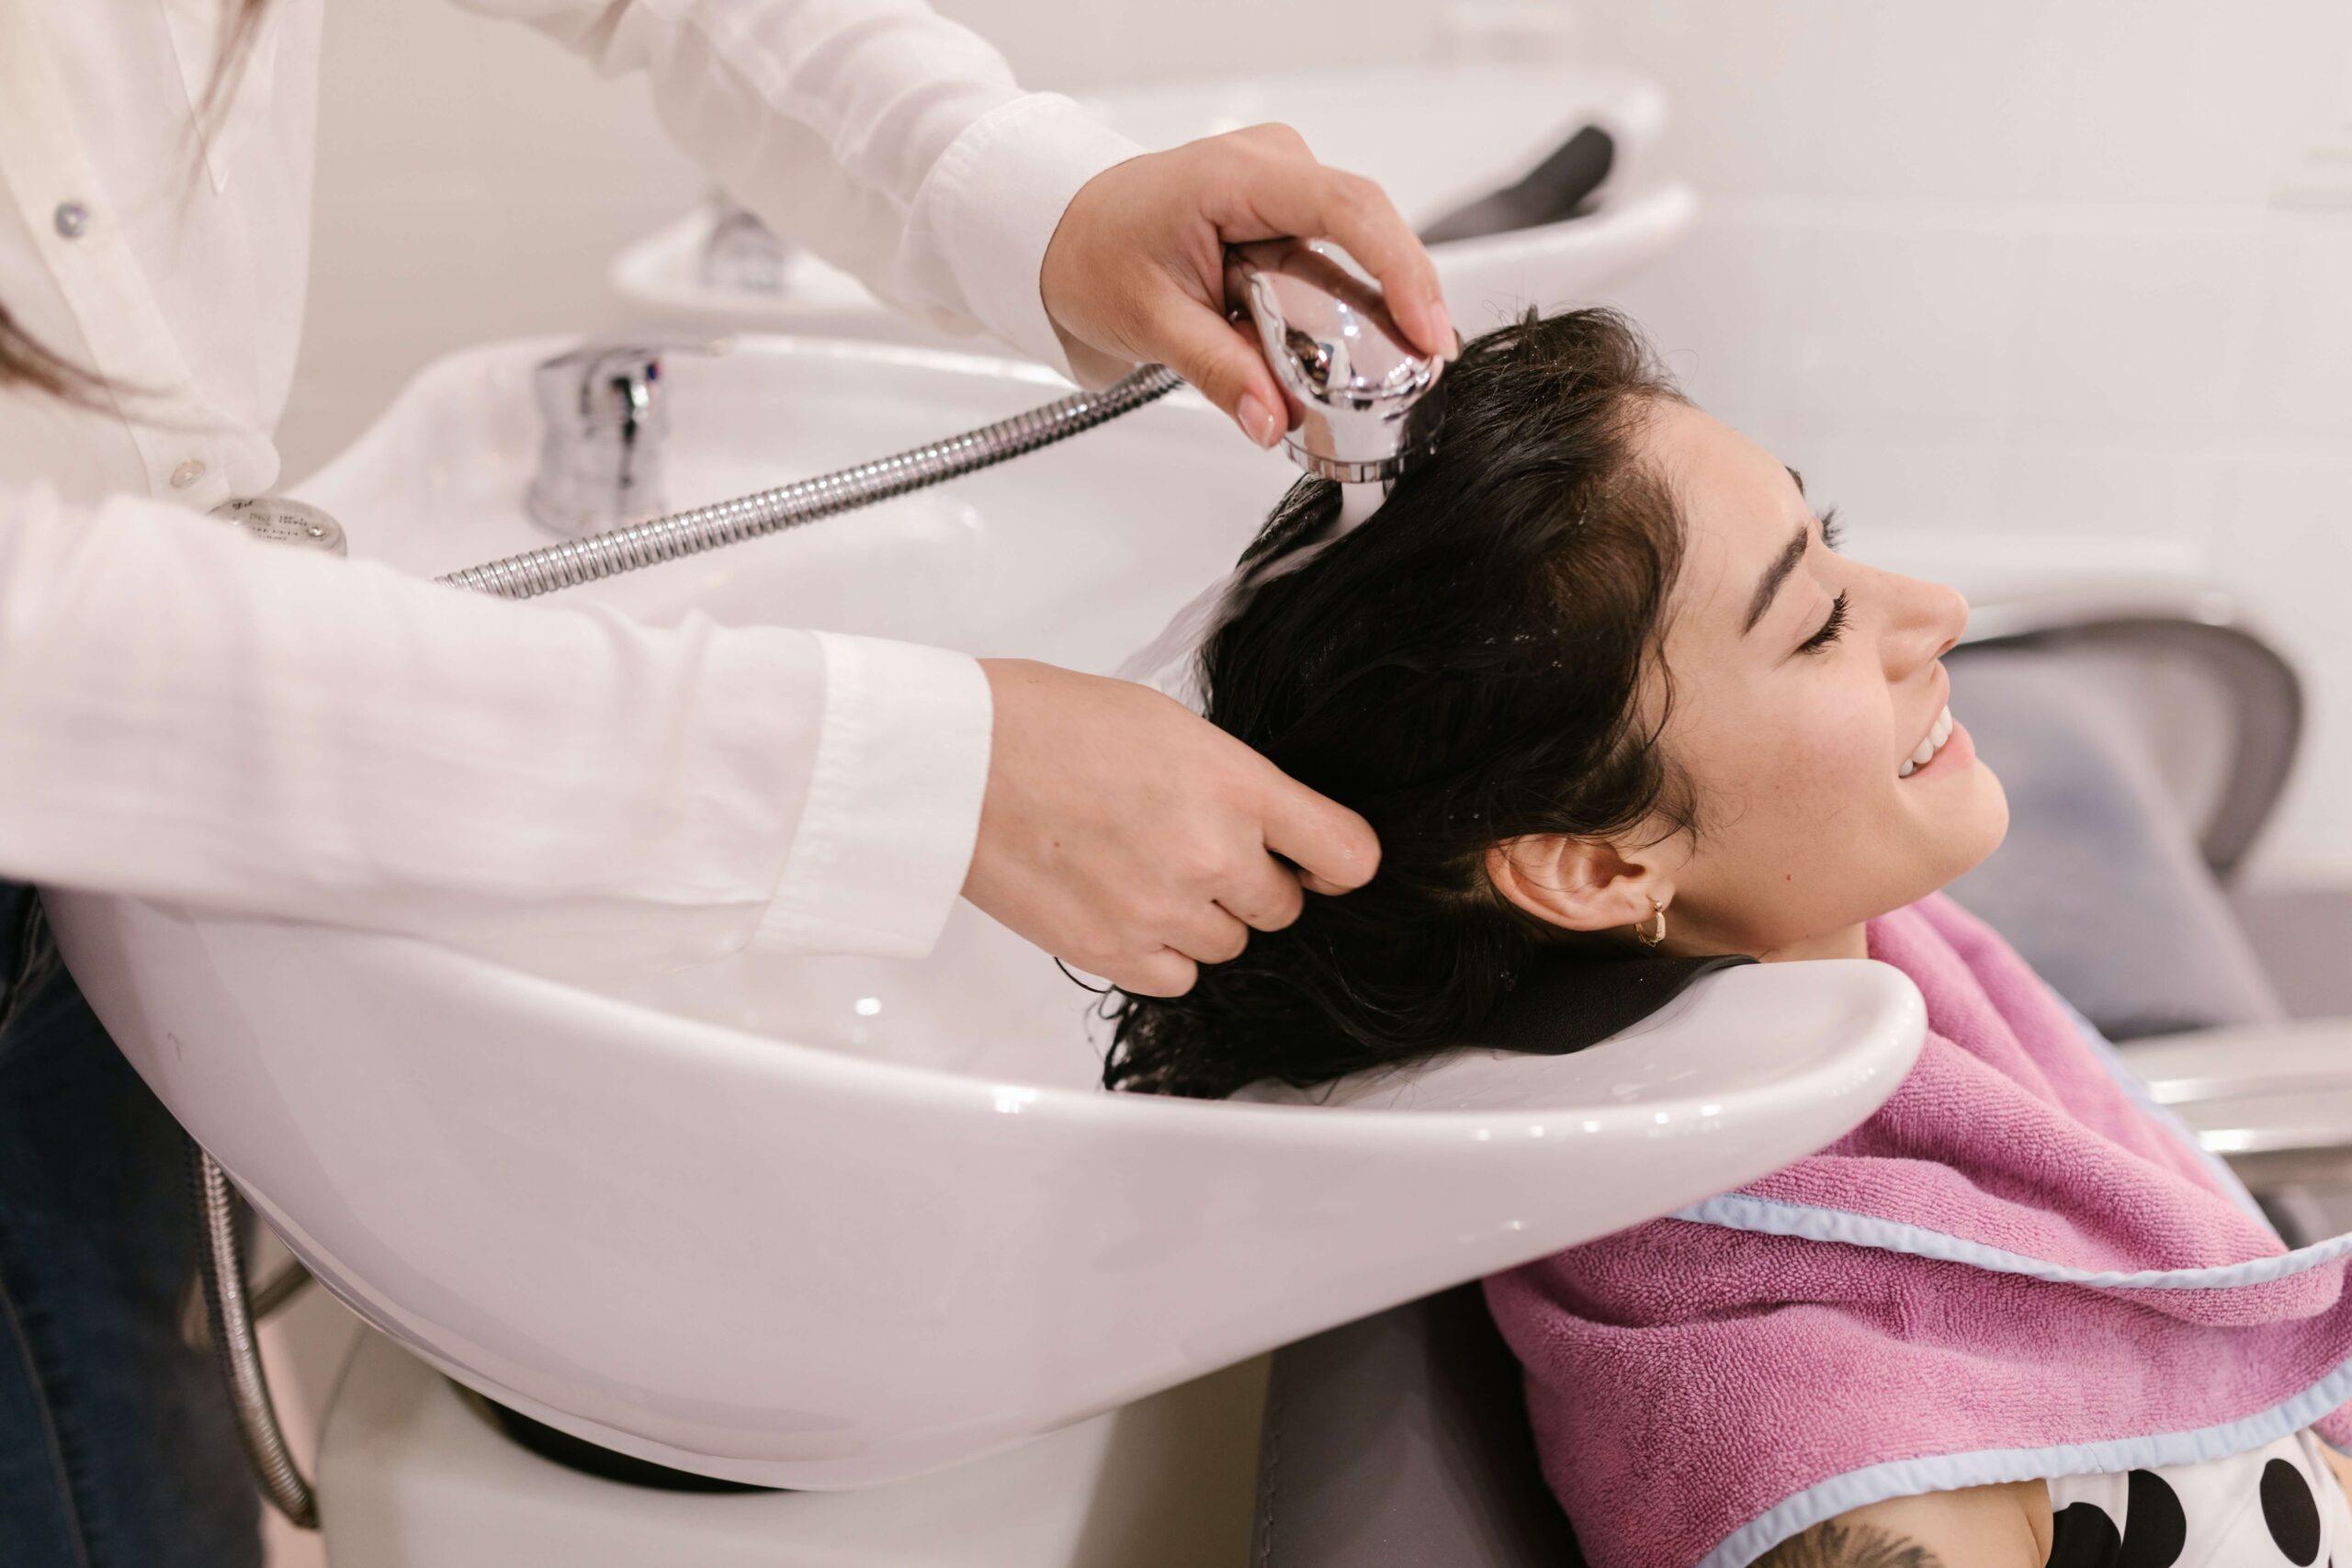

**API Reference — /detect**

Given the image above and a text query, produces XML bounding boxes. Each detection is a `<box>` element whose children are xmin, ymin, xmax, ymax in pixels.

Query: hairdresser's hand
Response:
<box><xmin>964</xmin><ymin>659</ymin><xmax>1380</xmax><ymax>997</ymax></box>
<box><xmin>1039</xmin><ymin>123</ymin><xmax>1455</xmax><ymax>448</ymax></box>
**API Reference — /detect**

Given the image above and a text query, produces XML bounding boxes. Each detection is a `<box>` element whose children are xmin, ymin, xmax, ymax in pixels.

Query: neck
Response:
<box><xmin>1754</xmin><ymin>923</ymin><xmax>1870</xmax><ymax>964</ymax></box>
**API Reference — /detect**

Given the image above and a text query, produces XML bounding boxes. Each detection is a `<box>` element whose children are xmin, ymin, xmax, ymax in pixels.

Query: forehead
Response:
<box><xmin>1633</xmin><ymin>400</ymin><xmax>1811</xmax><ymax>642</ymax></box>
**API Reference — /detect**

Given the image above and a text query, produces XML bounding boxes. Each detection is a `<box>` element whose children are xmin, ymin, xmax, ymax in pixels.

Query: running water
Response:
<box><xmin>1113</xmin><ymin>479</ymin><xmax>1387</xmax><ymax>710</ymax></box>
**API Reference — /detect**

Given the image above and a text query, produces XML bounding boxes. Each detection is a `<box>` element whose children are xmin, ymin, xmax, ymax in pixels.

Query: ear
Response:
<box><xmin>1485</xmin><ymin>835</ymin><xmax>1674</xmax><ymax>937</ymax></box>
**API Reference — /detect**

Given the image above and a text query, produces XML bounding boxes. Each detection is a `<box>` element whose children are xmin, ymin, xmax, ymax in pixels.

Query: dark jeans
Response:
<box><xmin>0</xmin><ymin>884</ymin><xmax>260</xmax><ymax>1567</ymax></box>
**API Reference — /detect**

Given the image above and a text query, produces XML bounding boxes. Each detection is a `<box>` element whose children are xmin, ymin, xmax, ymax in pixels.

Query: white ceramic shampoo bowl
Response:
<box><xmin>612</xmin><ymin>64</ymin><xmax>1696</xmax><ymax>338</ymax></box>
<box><xmin>46</xmin><ymin>337</ymin><xmax>1923</xmax><ymax>1488</ymax></box>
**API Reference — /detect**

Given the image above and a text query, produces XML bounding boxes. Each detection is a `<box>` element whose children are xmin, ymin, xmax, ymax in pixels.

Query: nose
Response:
<box><xmin>1882</xmin><ymin>571</ymin><xmax>1969</xmax><ymax>681</ymax></box>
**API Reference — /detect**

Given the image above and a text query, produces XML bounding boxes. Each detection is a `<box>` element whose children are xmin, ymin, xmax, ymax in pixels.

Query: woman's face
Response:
<box><xmin>1634</xmin><ymin>399</ymin><xmax>2008</xmax><ymax>960</ymax></box>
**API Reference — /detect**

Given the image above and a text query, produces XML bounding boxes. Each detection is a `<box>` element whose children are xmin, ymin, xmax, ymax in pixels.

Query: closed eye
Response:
<box><xmin>1818</xmin><ymin>506</ymin><xmax>1843</xmax><ymax>551</ymax></box>
<box><xmin>1799</xmin><ymin>591</ymin><xmax>1849</xmax><ymax>655</ymax></box>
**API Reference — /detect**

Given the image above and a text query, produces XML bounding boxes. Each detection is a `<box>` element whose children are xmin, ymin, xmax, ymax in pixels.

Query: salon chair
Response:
<box><xmin>1247</xmin><ymin>593</ymin><xmax>2328</xmax><ymax>1568</ymax></box>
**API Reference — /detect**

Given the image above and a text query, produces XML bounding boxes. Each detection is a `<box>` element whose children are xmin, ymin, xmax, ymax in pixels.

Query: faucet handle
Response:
<box><xmin>530</xmin><ymin>335</ymin><xmax>728</xmax><ymax>429</ymax></box>
<box><xmin>526</xmin><ymin>335</ymin><xmax>728</xmax><ymax>536</ymax></box>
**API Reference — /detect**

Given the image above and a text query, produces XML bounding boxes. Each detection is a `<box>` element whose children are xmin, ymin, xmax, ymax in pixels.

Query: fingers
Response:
<box><xmin>1308</xmin><ymin>171</ymin><xmax>1454</xmax><ymax>361</ymax></box>
<box><xmin>1112</xmin><ymin>946</ymin><xmax>1199</xmax><ymax>999</ymax></box>
<box><xmin>1099</xmin><ymin>900</ymin><xmax>1244</xmax><ymax>997</ymax></box>
<box><xmin>1148</xmin><ymin>297</ymin><xmax>1289</xmax><ymax>446</ymax></box>
<box><xmin>1167</xmin><ymin>900</ymin><xmax>1253</xmax><ymax>965</ymax></box>
<box><xmin>1084</xmin><ymin>845</ymin><xmax>1308</xmax><ymax>997</ymax></box>
<box><xmin>1216</xmin><ymin>144</ymin><xmax>1455</xmax><ymax>362</ymax></box>
<box><xmin>959</xmin><ymin>660</ymin><xmax>1376</xmax><ymax>1004</ymax></box>
<box><xmin>1260</xmin><ymin>773</ymin><xmax>1382</xmax><ymax>897</ymax></box>
<box><xmin>1234</xmin><ymin>120</ymin><xmax>1316</xmax><ymax>160</ymax></box>
<box><xmin>1216</xmin><ymin>851</ymin><xmax>1308</xmax><ymax>933</ymax></box>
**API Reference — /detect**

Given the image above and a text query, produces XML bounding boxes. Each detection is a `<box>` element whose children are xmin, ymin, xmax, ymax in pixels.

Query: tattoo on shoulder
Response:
<box><xmin>1755</xmin><ymin>1519</ymin><xmax>1947</xmax><ymax>1568</ymax></box>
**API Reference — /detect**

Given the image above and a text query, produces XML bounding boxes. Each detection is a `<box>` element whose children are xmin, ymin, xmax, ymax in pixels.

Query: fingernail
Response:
<box><xmin>1237</xmin><ymin>394</ymin><xmax>1279</xmax><ymax>448</ymax></box>
<box><xmin>1436</xmin><ymin>303</ymin><xmax>1462</xmax><ymax>361</ymax></box>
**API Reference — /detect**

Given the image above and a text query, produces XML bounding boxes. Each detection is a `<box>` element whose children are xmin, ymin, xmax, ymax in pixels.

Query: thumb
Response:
<box><xmin>1148</xmin><ymin>299</ymin><xmax>1290</xmax><ymax>448</ymax></box>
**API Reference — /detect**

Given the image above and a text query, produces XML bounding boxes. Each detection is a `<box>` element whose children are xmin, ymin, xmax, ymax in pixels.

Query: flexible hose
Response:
<box><xmin>181</xmin><ymin>1252</ymin><xmax>312</xmax><ymax>1354</ymax></box>
<box><xmin>187</xmin><ymin>362</ymin><xmax>1186</xmax><ymax>1525</ymax></box>
<box><xmin>437</xmin><ymin>364</ymin><xmax>1184</xmax><ymax>600</ymax></box>
<box><xmin>189</xmin><ymin>1141</ymin><xmax>319</xmax><ymax>1529</ymax></box>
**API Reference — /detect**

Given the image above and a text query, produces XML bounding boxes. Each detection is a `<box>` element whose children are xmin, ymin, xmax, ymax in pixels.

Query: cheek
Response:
<box><xmin>1670</xmin><ymin>674</ymin><xmax>1910</xmax><ymax>929</ymax></box>
<box><xmin>1695</xmin><ymin>678</ymin><xmax>1891</xmax><ymax>840</ymax></box>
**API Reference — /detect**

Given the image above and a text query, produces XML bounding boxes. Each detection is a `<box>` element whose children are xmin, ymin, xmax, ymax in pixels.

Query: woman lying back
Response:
<box><xmin>1104</xmin><ymin>309</ymin><xmax>2352</xmax><ymax>1567</ymax></box>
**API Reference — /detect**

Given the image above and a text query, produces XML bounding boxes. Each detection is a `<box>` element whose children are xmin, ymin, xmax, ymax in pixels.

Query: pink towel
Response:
<box><xmin>1483</xmin><ymin>894</ymin><xmax>2352</xmax><ymax>1568</ymax></box>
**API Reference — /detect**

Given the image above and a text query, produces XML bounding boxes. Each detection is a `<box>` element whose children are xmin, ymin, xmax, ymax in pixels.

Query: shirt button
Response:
<box><xmin>170</xmin><ymin>459</ymin><xmax>208</xmax><ymax>490</ymax></box>
<box><xmin>53</xmin><ymin>202</ymin><xmax>89</xmax><ymax>240</ymax></box>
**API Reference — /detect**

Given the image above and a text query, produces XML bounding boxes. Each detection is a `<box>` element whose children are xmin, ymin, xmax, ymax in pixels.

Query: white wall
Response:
<box><xmin>1567</xmin><ymin>2</ymin><xmax>2352</xmax><ymax>885</ymax></box>
<box><xmin>277</xmin><ymin>3</ymin><xmax>692</xmax><ymax>479</ymax></box>
<box><xmin>287</xmin><ymin>0</ymin><xmax>2349</xmax><ymax>882</ymax></box>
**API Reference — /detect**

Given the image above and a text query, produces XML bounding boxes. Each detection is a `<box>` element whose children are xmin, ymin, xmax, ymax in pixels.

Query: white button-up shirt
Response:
<box><xmin>0</xmin><ymin>0</ymin><xmax>1140</xmax><ymax>977</ymax></box>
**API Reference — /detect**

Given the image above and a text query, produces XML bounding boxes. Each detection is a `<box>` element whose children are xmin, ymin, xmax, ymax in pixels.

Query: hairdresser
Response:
<box><xmin>0</xmin><ymin>0</ymin><xmax>1448</xmax><ymax>1561</ymax></box>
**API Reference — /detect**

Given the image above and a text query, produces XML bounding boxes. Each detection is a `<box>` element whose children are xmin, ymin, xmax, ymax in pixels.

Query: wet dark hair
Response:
<box><xmin>1102</xmin><ymin>307</ymin><xmax>1695</xmax><ymax>1099</ymax></box>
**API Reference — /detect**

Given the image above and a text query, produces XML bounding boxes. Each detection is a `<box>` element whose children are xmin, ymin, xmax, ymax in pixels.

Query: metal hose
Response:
<box><xmin>437</xmin><ymin>364</ymin><xmax>1183</xmax><ymax>600</ymax></box>
<box><xmin>189</xmin><ymin>1141</ymin><xmax>319</xmax><ymax>1529</ymax></box>
<box><xmin>186</xmin><ymin>362</ymin><xmax>1186</xmax><ymax>1527</ymax></box>
<box><xmin>181</xmin><ymin>1249</ymin><xmax>312</xmax><ymax>1354</ymax></box>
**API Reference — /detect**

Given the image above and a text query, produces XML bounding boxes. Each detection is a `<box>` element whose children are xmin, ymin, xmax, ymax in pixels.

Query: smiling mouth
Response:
<box><xmin>1899</xmin><ymin>705</ymin><xmax>1955</xmax><ymax>779</ymax></box>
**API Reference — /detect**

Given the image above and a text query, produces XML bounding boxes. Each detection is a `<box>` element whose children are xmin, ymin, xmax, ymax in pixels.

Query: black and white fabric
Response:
<box><xmin>2045</xmin><ymin>1428</ymin><xmax>2352</xmax><ymax>1567</ymax></box>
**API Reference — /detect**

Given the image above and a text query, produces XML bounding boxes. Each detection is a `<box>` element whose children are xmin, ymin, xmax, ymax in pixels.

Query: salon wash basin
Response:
<box><xmin>613</xmin><ymin>64</ymin><xmax>1696</xmax><ymax>336</ymax></box>
<box><xmin>41</xmin><ymin>335</ymin><xmax>1924</xmax><ymax>1491</ymax></box>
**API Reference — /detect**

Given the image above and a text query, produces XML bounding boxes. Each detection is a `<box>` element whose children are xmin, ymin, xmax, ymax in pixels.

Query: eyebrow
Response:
<box><xmin>1743</xmin><ymin>522</ymin><xmax>1813</xmax><ymax>635</ymax></box>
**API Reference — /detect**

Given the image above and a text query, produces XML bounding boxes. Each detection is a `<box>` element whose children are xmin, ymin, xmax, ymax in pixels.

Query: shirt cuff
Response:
<box><xmin>750</xmin><ymin>633</ymin><xmax>993</xmax><ymax>960</ymax></box>
<box><xmin>922</xmin><ymin>91</ymin><xmax>1144</xmax><ymax>389</ymax></box>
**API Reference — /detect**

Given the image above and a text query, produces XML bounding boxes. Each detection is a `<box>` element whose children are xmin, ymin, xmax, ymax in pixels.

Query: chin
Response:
<box><xmin>1929</xmin><ymin>759</ymin><xmax>2010</xmax><ymax>888</ymax></box>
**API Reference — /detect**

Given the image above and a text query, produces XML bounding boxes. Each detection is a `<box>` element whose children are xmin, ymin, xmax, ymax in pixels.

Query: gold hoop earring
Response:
<box><xmin>1634</xmin><ymin>897</ymin><xmax>1668</xmax><ymax>949</ymax></box>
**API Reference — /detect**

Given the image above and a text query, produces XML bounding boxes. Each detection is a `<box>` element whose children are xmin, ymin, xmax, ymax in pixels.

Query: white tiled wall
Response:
<box><xmin>288</xmin><ymin>0</ymin><xmax>2350</xmax><ymax>881</ymax></box>
<box><xmin>1566</xmin><ymin>2</ymin><xmax>2352</xmax><ymax>884</ymax></box>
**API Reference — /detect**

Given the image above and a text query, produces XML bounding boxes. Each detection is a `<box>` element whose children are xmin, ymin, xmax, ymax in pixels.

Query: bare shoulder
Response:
<box><xmin>1755</xmin><ymin>1478</ymin><xmax>2051</xmax><ymax>1567</ymax></box>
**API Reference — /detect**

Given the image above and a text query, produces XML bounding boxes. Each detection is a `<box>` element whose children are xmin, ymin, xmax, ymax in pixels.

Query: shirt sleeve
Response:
<box><xmin>0</xmin><ymin>481</ymin><xmax>992</xmax><ymax>980</ymax></box>
<box><xmin>458</xmin><ymin>0</ymin><xmax>1145</xmax><ymax>386</ymax></box>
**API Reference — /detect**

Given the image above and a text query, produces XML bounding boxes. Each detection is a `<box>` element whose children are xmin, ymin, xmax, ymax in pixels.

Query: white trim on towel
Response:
<box><xmin>1684</xmin><ymin>1002</ymin><xmax>2350</xmax><ymax>1565</ymax></box>
<box><xmin>1670</xmin><ymin>1189</ymin><xmax>2352</xmax><ymax>1289</ymax></box>
<box><xmin>1670</xmin><ymin>1006</ymin><xmax>2331</xmax><ymax>1288</ymax></box>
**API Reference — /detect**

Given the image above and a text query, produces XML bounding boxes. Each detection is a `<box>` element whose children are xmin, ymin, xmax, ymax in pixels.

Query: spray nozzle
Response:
<box><xmin>1228</xmin><ymin>239</ymin><xmax>1449</xmax><ymax>515</ymax></box>
<box><xmin>1114</xmin><ymin>240</ymin><xmax>1451</xmax><ymax>707</ymax></box>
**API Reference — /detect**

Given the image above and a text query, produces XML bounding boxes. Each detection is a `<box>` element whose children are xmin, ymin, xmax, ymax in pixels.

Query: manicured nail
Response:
<box><xmin>1237</xmin><ymin>393</ymin><xmax>1280</xmax><ymax>447</ymax></box>
<box><xmin>1436</xmin><ymin>302</ymin><xmax>1462</xmax><ymax>361</ymax></box>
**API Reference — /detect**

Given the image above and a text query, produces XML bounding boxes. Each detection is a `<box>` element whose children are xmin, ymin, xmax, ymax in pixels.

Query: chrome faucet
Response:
<box><xmin>525</xmin><ymin>338</ymin><xmax>718</xmax><ymax>536</ymax></box>
<box><xmin>698</xmin><ymin>200</ymin><xmax>789</xmax><ymax>294</ymax></box>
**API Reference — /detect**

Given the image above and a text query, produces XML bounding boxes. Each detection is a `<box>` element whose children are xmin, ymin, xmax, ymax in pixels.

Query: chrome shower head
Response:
<box><xmin>1233</xmin><ymin>239</ymin><xmax>1448</xmax><ymax>489</ymax></box>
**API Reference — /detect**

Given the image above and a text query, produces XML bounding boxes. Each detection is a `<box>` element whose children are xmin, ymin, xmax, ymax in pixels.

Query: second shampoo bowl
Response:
<box><xmin>45</xmin><ymin>336</ymin><xmax>1925</xmax><ymax>1489</ymax></box>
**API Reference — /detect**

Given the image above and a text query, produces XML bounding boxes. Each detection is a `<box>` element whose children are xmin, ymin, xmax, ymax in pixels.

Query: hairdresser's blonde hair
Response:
<box><xmin>1</xmin><ymin>0</ymin><xmax>274</xmax><ymax>401</ymax></box>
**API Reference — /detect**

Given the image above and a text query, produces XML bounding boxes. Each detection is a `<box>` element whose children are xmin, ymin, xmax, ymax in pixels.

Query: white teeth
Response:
<box><xmin>1901</xmin><ymin>706</ymin><xmax>1957</xmax><ymax>779</ymax></box>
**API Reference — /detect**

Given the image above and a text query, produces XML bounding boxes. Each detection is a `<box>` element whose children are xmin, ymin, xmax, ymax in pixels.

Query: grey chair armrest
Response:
<box><xmin>2117</xmin><ymin>1019</ymin><xmax>2352</xmax><ymax>1189</ymax></box>
<box><xmin>1249</xmin><ymin>1285</ymin><xmax>1583</xmax><ymax>1568</ymax></box>
<box><xmin>1942</xmin><ymin>640</ymin><xmax>2285</xmax><ymax>1040</ymax></box>
<box><xmin>1957</xmin><ymin>591</ymin><xmax>2302</xmax><ymax>881</ymax></box>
